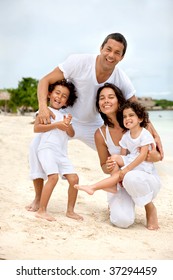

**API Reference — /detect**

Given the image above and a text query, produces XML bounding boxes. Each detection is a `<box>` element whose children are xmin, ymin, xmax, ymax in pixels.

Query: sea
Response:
<box><xmin>148</xmin><ymin>110</ymin><xmax>173</xmax><ymax>158</ymax></box>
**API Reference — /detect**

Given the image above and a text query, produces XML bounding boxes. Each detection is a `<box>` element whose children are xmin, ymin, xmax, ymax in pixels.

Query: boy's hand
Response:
<box><xmin>64</xmin><ymin>114</ymin><xmax>72</xmax><ymax>125</ymax></box>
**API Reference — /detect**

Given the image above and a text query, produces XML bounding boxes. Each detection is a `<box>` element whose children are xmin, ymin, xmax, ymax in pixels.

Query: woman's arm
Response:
<box><xmin>94</xmin><ymin>128</ymin><xmax>110</xmax><ymax>174</ymax></box>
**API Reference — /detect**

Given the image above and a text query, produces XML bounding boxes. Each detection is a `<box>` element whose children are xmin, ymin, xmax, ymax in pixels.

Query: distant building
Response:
<box><xmin>137</xmin><ymin>97</ymin><xmax>156</xmax><ymax>110</ymax></box>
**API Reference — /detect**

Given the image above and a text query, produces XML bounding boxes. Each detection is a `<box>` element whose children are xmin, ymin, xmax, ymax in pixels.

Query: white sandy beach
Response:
<box><xmin>0</xmin><ymin>114</ymin><xmax>173</xmax><ymax>260</ymax></box>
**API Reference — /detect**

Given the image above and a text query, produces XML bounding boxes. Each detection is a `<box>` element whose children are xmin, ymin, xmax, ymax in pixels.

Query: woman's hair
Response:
<box><xmin>117</xmin><ymin>101</ymin><xmax>150</xmax><ymax>130</ymax></box>
<box><xmin>48</xmin><ymin>79</ymin><xmax>77</xmax><ymax>107</ymax></box>
<box><xmin>96</xmin><ymin>83</ymin><xmax>126</xmax><ymax>127</ymax></box>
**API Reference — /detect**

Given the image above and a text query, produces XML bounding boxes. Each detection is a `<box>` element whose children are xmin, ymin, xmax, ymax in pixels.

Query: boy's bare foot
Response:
<box><xmin>74</xmin><ymin>184</ymin><xmax>94</xmax><ymax>195</ymax></box>
<box><xmin>66</xmin><ymin>211</ymin><xmax>83</xmax><ymax>221</ymax></box>
<box><xmin>25</xmin><ymin>199</ymin><xmax>40</xmax><ymax>212</ymax></box>
<box><xmin>145</xmin><ymin>202</ymin><xmax>159</xmax><ymax>230</ymax></box>
<box><xmin>35</xmin><ymin>211</ymin><xmax>56</xmax><ymax>222</ymax></box>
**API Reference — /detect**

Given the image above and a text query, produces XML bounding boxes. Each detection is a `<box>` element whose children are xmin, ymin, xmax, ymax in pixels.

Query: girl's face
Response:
<box><xmin>98</xmin><ymin>87</ymin><xmax>119</xmax><ymax>115</ymax></box>
<box><xmin>123</xmin><ymin>108</ymin><xmax>142</xmax><ymax>129</ymax></box>
<box><xmin>48</xmin><ymin>85</ymin><xmax>70</xmax><ymax>109</ymax></box>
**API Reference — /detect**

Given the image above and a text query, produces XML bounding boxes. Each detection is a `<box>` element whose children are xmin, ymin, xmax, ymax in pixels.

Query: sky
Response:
<box><xmin>0</xmin><ymin>0</ymin><xmax>173</xmax><ymax>100</ymax></box>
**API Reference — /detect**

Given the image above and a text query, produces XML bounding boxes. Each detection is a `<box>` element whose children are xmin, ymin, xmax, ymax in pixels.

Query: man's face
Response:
<box><xmin>99</xmin><ymin>39</ymin><xmax>124</xmax><ymax>71</ymax></box>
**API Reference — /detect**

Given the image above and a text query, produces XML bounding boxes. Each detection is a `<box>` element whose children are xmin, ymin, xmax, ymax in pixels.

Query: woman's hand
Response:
<box><xmin>106</xmin><ymin>157</ymin><xmax>116</xmax><ymax>173</ymax></box>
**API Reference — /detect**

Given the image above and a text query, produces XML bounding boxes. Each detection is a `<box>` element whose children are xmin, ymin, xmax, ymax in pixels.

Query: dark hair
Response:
<box><xmin>48</xmin><ymin>79</ymin><xmax>77</xmax><ymax>108</ymax></box>
<box><xmin>101</xmin><ymin>33</ymin><xmax>127</xmax><ymax>56</ymax></box>
<box><xmin>117</xmin><ymin>101</ymin><xmax>149</xmax><ymax>130</ymax></box>
<box><xmin>96</xmin><ymin>83</ymin><xmax>126</xmax><ymax>127</ymax></box>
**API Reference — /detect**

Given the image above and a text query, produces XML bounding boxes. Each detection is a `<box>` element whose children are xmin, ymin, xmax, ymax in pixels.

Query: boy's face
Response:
<box><xmin>48</xmin><ymin>85</ymin><xmax>70</xmax><ymax>109</ymax></box>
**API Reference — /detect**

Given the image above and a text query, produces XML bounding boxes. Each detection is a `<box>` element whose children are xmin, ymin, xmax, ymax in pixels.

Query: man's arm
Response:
<box><xmin>37</xmin><ymin>67</ymin><xmax>65</xmax><ymax>124</ymax></box>
<box><xmin>147</xmin><ymin>122</ymin><xmax>164</xmax><ymax>160</ymax></box>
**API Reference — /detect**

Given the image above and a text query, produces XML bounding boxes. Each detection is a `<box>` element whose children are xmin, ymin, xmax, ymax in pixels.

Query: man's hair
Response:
<box><xmin>48</xmin><ymin>79</ymin><xmax>77</xmax><ymax>107</ymax></box>
<box><xmin>101</xmin><ymin>33</ymin><xmax>127</xmax><ymax>56</ymax></box>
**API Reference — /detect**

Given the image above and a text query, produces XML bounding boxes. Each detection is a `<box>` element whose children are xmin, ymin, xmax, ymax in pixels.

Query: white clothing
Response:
<box><xmin>29</xmin><ymin>135</ymin><xmax>47</xmax><ymax>180</ymax></box>
<box><xmin>100</xmin><ymin>125</ymin><xmax>161</xmax><ymax>228</ymax></box>
<box><xmin>30</xmin><ymin>53</ymin><xmax>136</xmax><ymax>176</ymax></box>
<box><xmin>29</xmin><ymin>107</ymin><xmax>75</xmax><ymax>179</ymax></box>
<box><xmin>120</xmin><ymin>128</ymin><xmax>155</xmax><ymax>174</ymax></box>
<box><xmin>59</xmin><ymin>54</ymin><xmax>136</xmax><ymax>148</ymax></box>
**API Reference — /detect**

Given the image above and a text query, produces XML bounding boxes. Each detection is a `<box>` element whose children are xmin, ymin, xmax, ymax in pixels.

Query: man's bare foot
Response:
<box><xmin>66</xmin><ymin>211</ymin><xmax>83</xmax><ymax>221</ymax></box>
<box><xmin>35</xmin><ymin>211</ymin><xmax>56</xmax><ymax>222</ymax></box>
<box><xmin>74</xmin><ymin>184</ymin><xmax>94</xmax><ymax>195</ymax></box>
<box><xmin>25</xmin><ymin>199</ymin><xmax>40</xmax><ymax>212</ymax></box>
<box><xmin>145</xmin><ymin>203</ymin><xmax>159</xmax><ymax>230</ymax></box>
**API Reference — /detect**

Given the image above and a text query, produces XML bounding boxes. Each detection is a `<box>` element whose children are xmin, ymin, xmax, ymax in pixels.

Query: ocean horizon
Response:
<box><xmin>148</xmin><ymin>110</ymin><xmax>173</xmax><ymax>159</ymax></box>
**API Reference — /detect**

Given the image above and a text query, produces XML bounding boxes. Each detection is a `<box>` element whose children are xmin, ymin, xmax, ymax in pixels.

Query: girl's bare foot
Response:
<box><xmin>25</xmin><ymin>199</ymin><xmax>40</xmax><ymax>212</ymax></box>
<box><xmin>145</xmin><ymin>202</ymin><xmax>159</xmax><ymax>230</ymax></box>
<box><xmin>74</xmin><ymin>184</ymin><xmax>94</xmax><ymax>195</ymax></box>
<box><xmin>66</xmin><ymin>211</ymin><xmax>83</xmax><ymax>220</ymax></box>
<box><xmin>35</xmin><ymin>211</ymin><xmax>56</xmax><ymax>222</ymax></box>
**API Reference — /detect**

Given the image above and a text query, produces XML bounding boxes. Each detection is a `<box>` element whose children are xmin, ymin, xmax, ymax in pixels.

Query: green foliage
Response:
<box><xmin>154</xmin><ymin>99</ymin><xmax>173</xmax><ymax>109</ymax></box>
<box><xmin>7</xmin><ymin>77</ymin><xmax>38</xmax><ymax>112</ymax></box>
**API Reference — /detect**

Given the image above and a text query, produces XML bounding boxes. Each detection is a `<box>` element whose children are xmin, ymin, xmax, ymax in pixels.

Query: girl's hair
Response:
<box><xmin>117</xmin><ymin>101</ymin><xmax>150</xmax><ymax>130</ymax></box>
<box><xmin>96</xmin><ymin>83</ymin><xmax>126</xmax><ymax>127</ymax></box>
<box><xmin>48</xmin><ymin>79</ymin><xmax>77</xmax><ymax>107</ymax></box>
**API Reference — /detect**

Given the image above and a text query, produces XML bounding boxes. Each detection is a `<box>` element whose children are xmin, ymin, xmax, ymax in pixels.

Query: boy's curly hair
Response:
<box><xmin>117</xmin><ymin>101</ymin><xmax>150</xmax><ymax>130</ymax></box>
<box><xmin>48</xmin><ymin>79</ymin><xmax>77</xmax><ymax>108</ymax></box>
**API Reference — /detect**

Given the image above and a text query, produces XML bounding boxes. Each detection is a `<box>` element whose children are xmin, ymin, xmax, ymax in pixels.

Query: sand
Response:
<box><xmin>0</xmin><ymin>115</ymin><xmax>173</xmax><ymax>260</ymax></box>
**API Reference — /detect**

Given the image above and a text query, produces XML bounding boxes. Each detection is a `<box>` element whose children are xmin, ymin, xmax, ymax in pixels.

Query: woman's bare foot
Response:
<box><xmin>145</xmin><ymin>202</ymin><xmax>159</xmax><ymax>230</ymax></box>
<box><xmin>74</xmin><ymin>184</ymin><xmax>94</xmax><ymax>195</ymax></box>
<box><xmin>25</xmin><ymin>199</ymin><xmax>40</xmax><ymax>212</ymax></box>
<box><xmin>35</xmin><ymin>210</ymin><xmax>56</xmax><ymax>222</ymax></box>
<box><xmin>66</xmin><ymin>211</ymin><xmax>83</xmax><ymax>221</ymax></box>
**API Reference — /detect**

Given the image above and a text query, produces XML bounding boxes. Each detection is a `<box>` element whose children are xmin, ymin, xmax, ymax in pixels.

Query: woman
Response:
<box><xmin>94</xmin><ymin>83</ymin><xmax>161</xmax><ymax>230</ymax></box>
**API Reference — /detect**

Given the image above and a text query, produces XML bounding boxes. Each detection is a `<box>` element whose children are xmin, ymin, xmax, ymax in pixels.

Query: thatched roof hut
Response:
<box><xmin>0</xmin><ymin>91</ymin><xmax>10</xmax><ymax>113</ymax></box>
<box><xmin>0</xmin><ymin>91</ymin><xmax>10</xmax><ymax>100</ymax></box>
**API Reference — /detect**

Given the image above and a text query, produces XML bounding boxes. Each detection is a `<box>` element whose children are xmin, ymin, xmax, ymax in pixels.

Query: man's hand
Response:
<box><xmin>146</xmin><ymin>143</ymin><xmax>162</xmax><ymax>162</ymax></box>
<box><xmin>38</xmin><ymin>107</ymin><xmax>55</xmax><ymax>124</ymax></box>
<box><xmin>154</xmin><ymin>135</ymin><xmax>164</xmax><ymax>160</ymax></box>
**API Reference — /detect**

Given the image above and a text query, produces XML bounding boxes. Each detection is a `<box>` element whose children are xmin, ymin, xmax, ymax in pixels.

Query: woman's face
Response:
<box><xmin>98</xmin><ymin>87</ymin><xmax>119</xmax><ymax>115</ymax></box>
